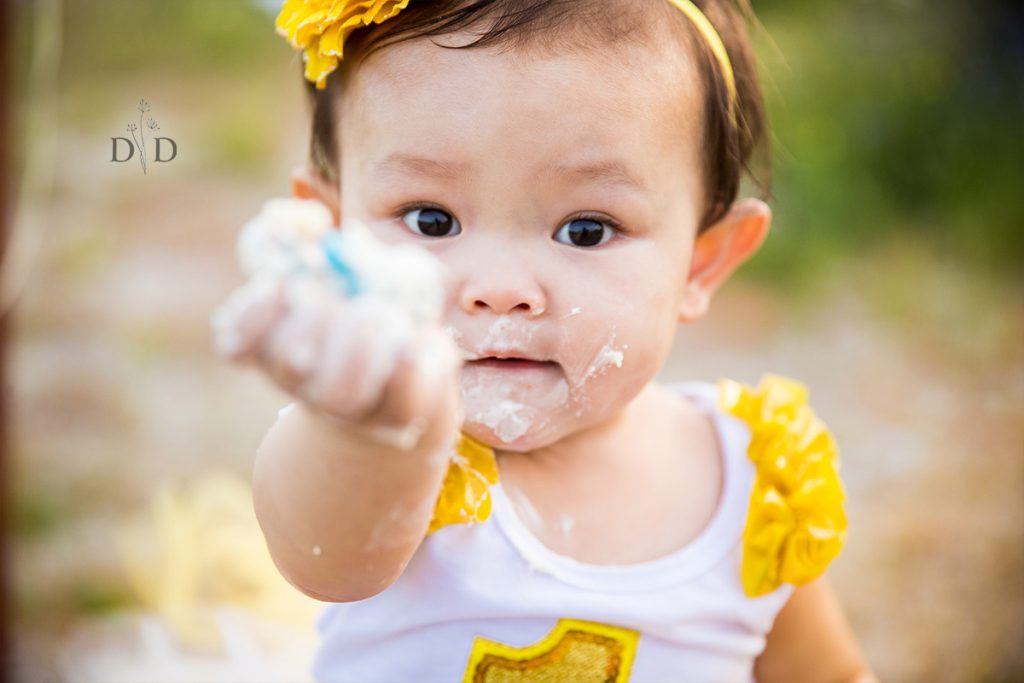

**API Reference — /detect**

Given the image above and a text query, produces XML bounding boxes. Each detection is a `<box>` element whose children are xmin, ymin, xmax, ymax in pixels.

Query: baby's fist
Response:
<box><xmin>213</xmin><ymin>200</ymin><xmax>458</xmax><ymax>451</ymax></box>
<box><xmin>280</xmin><ymin>296</ymin><xmax>461</xmax><ymax>450</ymax></box>
<box><xmin>213</xmin><ymin>285</ymin><xmax>461</xmax><ymax>451</ymax></box>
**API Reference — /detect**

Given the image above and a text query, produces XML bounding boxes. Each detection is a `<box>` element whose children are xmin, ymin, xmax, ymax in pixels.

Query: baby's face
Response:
<box><xmin>337</xmin><ymin>33</ymin><xmax>707</xmax><ymax>451</ymax></box>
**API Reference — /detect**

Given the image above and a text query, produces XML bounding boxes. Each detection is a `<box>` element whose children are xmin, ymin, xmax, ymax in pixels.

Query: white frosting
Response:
<box><xmin>593</xmin><ymin>343</ymin><xmax>625</xmax><ymax>371</ymax></box>
<box><xmin>577</xmin><ymin>336</ymin><xmax>627</xmax><ymax>387</ymax></box>
<box><xmin>234</xmin><ymin>198</ymin><xmax>446</xmax><ymax>324</ymax></box>
<box><xmin>460</xmin><ymin>370</ymin><xmax>535</xmax><ymax>443</ymax></box>
<box><xmin>480</xmin><ymin>316</ymin><xmax>537</xmax><ymax>353</ymax></box>
<box><xmin>333</xmin><ymin>219</ymin><xmax>445</xmax><ymax>324</ymax></box>
<box><xmin>460</xmin><ymin>370</ymin><xmax>567</xmax><ymax>444</ymax></box>
<box><xmin>237</xmin><ymin>198</ymin><xmax>333</xmax><ymax>279</ymax></box>
<box><xmin>210</xmin><ymin>275</ymin><xmax>280</xmax><ymax>356</ymax></box>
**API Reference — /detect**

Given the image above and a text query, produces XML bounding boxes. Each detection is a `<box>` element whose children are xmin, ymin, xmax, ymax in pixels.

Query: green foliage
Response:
<box><xmin>60</xmin><ymin>0</ymin><xmax>285</xmax><ymax>79</ymax></box>
<box><xmin>68</xmin><ymin>579</ymin><xmax>137</xmax><ymax>616</ymax></box>
<box><xmin>199</xmin><ymin>111</ymin><xmax>278</xmax><ymax>171</ymax></box>
<box><xmin>746</xmin><ymin>0</ymin><xmax>1024</xmax><ymax>285</ymax></box>
<box><xmin>12</xmin><ymin>490</ymin><xmax>70</xmax><ymax>538</ymax></box>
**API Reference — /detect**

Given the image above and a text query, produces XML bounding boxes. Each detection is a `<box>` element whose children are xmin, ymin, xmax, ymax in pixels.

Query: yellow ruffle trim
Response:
<box><xmin>275</xmin><ymin>0</ymin><xmax>410</xmax><ymax>89</ymax></box>
<box><xmin>719</xmin><ymin>374</ymin><xmax>848</xmax><ymax>597</ymax></box>
<box><xmin>428</xmin><ymin>432</ymin><xmax>499</xmax><ymax>534</ymax></box>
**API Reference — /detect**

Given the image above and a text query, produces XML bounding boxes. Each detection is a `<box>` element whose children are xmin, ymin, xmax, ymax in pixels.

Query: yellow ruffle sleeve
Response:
<box><xmin>718</xmin><ymin>374</ymin><xmax>848</xmax><ymax>598</ymax></box>
<box><xmin>428</xmin><ymin>432</ymin><xmax>499</xmax><ymax>534</ymax></box>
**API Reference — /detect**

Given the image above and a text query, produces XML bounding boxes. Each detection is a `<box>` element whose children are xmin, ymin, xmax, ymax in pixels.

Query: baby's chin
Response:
<box><xmin>457</xmin><ymin>363</ymin><xmax>569</xmax><ymax>442</ymax></box>
<box><xmin>461</xmin><ymin>418</ymin><xmax>564</xmax><ymax>453</ymax></box>
<box><xmin>457</xmin><ymin>395</ymin><xmax>561</xmax><ymax>451</ymax></box>
<box><xmin>457</xmin><ymin>376</ymin><xmax>648</xmax><ymax>453</ymax></box>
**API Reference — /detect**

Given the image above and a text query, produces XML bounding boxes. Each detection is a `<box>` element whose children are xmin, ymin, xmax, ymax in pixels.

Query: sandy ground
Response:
<box><xmin>8</xmin><ymin>59</ymin><xmax>1023</xmax><ymax>683</ymax></box>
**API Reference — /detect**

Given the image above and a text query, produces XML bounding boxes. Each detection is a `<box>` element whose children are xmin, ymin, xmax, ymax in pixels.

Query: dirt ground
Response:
<box><xmin>8</xmin><ymin>40</ymin><xmax>1024</xmax><ymax>683</ymax></box>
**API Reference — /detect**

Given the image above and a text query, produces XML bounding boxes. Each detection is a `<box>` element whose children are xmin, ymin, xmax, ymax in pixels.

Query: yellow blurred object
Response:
<box><xmin>428</xmin><ymin>432</ymin><xmax>500</xmax><ymax>534</ymax></box>
<box><xmin>718</xmin><ymin>374</ymin><xmax>848</xmax><ymax>597</ymax></box>
<box><xmin>275</xmin><ymin>0</ymin><xmax>410</xmax><ymax>89</ymax></box>
<box><xmin>117</xmin><ymin>471</ymin><xmax>321</xmax><ymax>650</ymax></box>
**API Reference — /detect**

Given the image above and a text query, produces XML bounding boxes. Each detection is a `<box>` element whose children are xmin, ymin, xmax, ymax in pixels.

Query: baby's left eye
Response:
<box><xmin>553</xmin><ymin>218</ymin><xmax>615</xmax><ymax>248</ymax></box>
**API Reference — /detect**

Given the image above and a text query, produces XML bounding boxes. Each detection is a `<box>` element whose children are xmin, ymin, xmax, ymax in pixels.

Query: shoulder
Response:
<box><xmin>715</xmin><ymin>374</ymin><xmax>848</xmax><ymax>599</ymax></box>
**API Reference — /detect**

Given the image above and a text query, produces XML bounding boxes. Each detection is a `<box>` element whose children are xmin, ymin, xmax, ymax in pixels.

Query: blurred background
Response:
<box><xmin>4</xmin><ymin>0</ymin><xmax>1022</xmax><ymax>681</ymax></box>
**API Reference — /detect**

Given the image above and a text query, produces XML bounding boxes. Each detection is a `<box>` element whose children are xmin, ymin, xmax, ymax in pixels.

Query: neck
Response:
<box><xmin>495</xmin><ymin>381</ymin><xmax>662</xmax><ymax>481</ymax></box>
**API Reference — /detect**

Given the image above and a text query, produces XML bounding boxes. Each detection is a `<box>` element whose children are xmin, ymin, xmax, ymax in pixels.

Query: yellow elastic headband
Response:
<box><xmin>277</xmin><ymin>0</ymin><xmax>737</xmax><ymax>116</ymax></box>
<box><xmin>665</xmin><ymin>0</ymin><xmax>738</xmax><ymax>114</ymax></box>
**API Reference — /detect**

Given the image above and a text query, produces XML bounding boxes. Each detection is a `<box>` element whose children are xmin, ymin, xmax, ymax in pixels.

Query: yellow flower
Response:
<box><xmin>275</xmin><ymin>0</ymin><xmax>411</xmax><ymax>89</ymax></box>
<box><xmin>719</xmin><ymin>374</ymin><xmax>848</xmax><ymax>597</ymax></box>
<box><xmin>428</xmin><ymin>432</ymin><xmax>500</xmax><ymax>533</ymax></box>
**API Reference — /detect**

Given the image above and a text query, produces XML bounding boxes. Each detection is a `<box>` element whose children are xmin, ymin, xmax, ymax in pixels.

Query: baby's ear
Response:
<box><xmin>290</xmin><ymin>164</ymin><xmax>341</xmax><ymax>226</ymax></box>
<box><xmin>678</xmin><ymin>198</ymin><xmax>771</xmax><ymax>322</ymax></box>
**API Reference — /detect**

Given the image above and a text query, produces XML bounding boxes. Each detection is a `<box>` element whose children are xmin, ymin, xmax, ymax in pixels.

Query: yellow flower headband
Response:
<box><xmin>276</xmin><ymin>0</ymin><xmax>737</xmax><ymax>115</ymax></box>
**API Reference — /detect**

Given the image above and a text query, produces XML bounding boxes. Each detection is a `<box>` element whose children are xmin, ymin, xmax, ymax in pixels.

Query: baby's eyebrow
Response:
<box><xmin>373</xmin><ymin>153</ymin><xmax>467</xmax><ymax>181</ymax></box>
<box><xmin>372</xmin><ymin>153</ymin><xmax>646</xmax><ymax>193</ymax></box>
<box><xmin>547</xmin><ymin>159</ymin><xmax>646</xmax><ymax>192</ymax></box>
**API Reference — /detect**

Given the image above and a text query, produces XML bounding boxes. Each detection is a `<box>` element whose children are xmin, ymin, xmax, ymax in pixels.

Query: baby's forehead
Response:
<box><xmin>334</xmin><ymin>31</ymin><xmax>705</xmax><ymax>212</ymax></box>
<box><xmin>340</xmin><ymin>27</ymin><xmax>704</xmax><ymax>144</ymax></box>
<box><xmin>336</xmin><ymin>0</ymin><xmax>705</xmax><ymax>110</ymax></box>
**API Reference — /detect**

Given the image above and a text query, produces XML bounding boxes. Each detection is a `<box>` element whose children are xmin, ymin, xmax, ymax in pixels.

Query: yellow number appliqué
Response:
<box><xmin>463</xmin><ymin>618</ymin><xmax>639</xmax><ymax>682</ymax></box>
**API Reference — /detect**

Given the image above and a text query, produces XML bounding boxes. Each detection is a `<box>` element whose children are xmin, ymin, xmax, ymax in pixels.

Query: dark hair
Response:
<box><xmin>303</xmin><ymin>0</ymin><xmax>769</xmax><ymax>233</ymax></box>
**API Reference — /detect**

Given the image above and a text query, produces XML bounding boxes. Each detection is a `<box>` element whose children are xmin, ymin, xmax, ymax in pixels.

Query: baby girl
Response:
<box><xmin>213</xmin><ymin>0</ymin><xmax>876</xmax><ymax>680</ymax></box>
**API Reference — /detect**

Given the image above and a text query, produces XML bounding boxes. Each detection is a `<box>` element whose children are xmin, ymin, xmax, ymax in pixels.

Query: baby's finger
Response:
<box><xmin>211</xmin><ymin>277</ymin><xmax>285</xmax><ymax>362</ymax></box>
<box><xmin>299</xmin><ymin>300</ymin><xmax>374</xmax><ymax>417</ymax></box>
<box><xmin>366</xmin><ymin>328</ymin><xmax>460</xmax><ymax>445</ymax></box>
<box><xmin>303</xmin><ymin>301</ymin><xmax>412</xmax><ymax>421</ymax></box>
<box><xmin>263</xmin><ymin>299</ymin><xmax>329</xmax><ymax>394</ymax></box>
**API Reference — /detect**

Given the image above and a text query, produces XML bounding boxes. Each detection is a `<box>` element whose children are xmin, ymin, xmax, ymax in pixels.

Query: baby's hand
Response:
<box><xmin>212</xmin><ymin>199</ymin><xmax>459</xmax><ymax>452</ymax></box>
<box><xmin>212</xmin><ymin>278</ymin><xmax>461</xmax><ymax>451</ymax></box>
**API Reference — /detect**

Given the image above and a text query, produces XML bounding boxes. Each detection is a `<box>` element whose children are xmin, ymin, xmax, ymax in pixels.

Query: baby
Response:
<box><xmin>213</xmin><ymin>0</ymin><xmax>876</xmax><ymax>681</ymax></box>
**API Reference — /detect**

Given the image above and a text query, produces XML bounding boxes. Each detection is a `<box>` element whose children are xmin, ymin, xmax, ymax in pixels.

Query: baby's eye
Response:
<box><xmin>401</xmin><ymin>206</ymin><xmax>461</xmax><ymax>238</ymax></box>
<box><xmin>553</xmin><ymin>217</ymin><xmax>615</xmax><ymax>248</ymax></box>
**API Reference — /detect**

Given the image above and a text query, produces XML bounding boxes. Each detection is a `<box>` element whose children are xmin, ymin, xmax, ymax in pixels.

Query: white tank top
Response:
<box><xmin>312</xmin><ymin>381</ymin><xmax>794</xmax><ymax>683</ymax></box>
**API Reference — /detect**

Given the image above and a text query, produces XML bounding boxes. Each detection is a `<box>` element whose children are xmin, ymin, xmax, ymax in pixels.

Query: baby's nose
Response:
<box><xmin>458</xmin><ymin>270</ymin><xmax>546</xmax><ymax>317</ymax></box>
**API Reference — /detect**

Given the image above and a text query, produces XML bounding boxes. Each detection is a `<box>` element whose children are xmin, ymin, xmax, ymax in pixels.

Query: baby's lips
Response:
<box><xmin>210</xmin><ymin>276</ymin><xmax>284</xmax><ymax>360</ymax></box>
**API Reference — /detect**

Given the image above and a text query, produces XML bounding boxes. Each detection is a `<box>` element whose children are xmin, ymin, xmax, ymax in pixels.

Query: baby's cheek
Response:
<box><xmin>569</xmin><ymin>336</ymin><xmax>629</xmax><ymax>391</ymax></box>
<box><xmin>572</xmin><ymin>318</ymin><xmax>672</xmax><ymax>413</ymax></box>
<box><xmin>567</xmin><ymin>303</ymin><xmax>663</xmax><ymax>379</ymax></box>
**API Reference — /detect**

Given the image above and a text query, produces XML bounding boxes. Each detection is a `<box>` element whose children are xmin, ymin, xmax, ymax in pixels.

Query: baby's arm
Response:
<box><xmin>753</xmin><ymin>576</ymin><xmax>878</xmax><ymax>683</ymax></box>
<box><xmin>220</xmin><ymin>279</ymin><xmax>461</xmax><ymax>603</ymax></box>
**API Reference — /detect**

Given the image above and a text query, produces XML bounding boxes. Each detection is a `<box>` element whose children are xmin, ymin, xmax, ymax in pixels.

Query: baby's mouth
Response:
<box><xmin>466</xmin><ymin>357</ymin><xmax>560</xmax><ymax>372</ymax></box>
